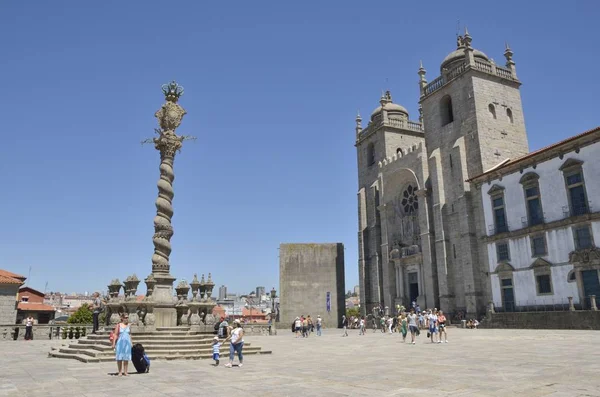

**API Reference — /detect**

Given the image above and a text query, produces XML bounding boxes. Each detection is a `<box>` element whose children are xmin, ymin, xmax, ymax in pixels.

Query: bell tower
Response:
<box><xmin>419</xmin><ymin>29</ymin><xmax>529</xmax><ymax>316</ymax></box>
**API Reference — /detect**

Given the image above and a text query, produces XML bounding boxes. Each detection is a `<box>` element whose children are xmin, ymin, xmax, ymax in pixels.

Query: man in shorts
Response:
<box><xmin>428</xmin><ymin>309</ymin><xmax>440</xmax><ymax>343</ymax></box>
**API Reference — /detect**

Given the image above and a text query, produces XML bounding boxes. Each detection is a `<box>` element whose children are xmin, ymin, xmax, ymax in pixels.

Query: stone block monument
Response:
<box><xmin>279</xmin><ymin>243</ymin><xmax>345</xmax><ymax>329</ymax></box>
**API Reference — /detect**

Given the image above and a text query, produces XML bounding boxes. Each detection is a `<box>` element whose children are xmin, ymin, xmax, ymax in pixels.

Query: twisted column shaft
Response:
<box><xmin>151</xmin><ymin>90</ymin><xmax>186</xmax><ymax>275</ymax></box>
<box><xmin>152</xmin><ymin>152</ymin><xmax>176</xmax><ymax>273</ymax></box>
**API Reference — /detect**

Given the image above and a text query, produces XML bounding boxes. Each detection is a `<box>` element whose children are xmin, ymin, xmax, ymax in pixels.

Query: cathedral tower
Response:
<box><xmin>419</xmin><ymin>29</ymin><xmax>529</xmax><ymax>315</ymax></box>
<box><xmin>356</xmin><ymin>91</ymin><xmax>426</xmax><ymax>315</ymax></box>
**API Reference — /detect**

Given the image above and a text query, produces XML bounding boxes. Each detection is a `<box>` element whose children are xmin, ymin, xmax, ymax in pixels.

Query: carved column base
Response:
<box><xmin>109</xmin><ymin>313</ymin><xmax>121</xmax><ymax>325</ymax></box>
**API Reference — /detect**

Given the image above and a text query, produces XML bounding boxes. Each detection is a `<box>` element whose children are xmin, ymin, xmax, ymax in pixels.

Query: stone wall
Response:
<box><xmin>0</xmin><ymin>324</ymin><xmax>94</xmax><ymax>341</ymax></box>
<box><xmin>279</xmin><ymin>243</ymin><xmax>345</xmax><ymax>329</ymax></box>
<box><xmin>0</xmin><ymin>286</ymin><xmax>19</xmax><ymax>324</ymax></box>
<box><xmin>483</xmin><ymin>311</ymin><xmax>600</xmax><ymax>330</ymax></box>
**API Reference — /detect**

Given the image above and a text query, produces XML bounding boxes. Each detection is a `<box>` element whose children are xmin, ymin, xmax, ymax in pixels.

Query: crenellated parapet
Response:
<box><xmin>378</xmin><ymin>142</ymin><xmax>425</xmax><ymax>169</ymax></box>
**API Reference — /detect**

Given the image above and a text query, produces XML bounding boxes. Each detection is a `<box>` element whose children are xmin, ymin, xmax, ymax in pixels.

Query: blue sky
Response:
<box><xmin>1</xmin><ymin>1</ymin><xmax>598</xmax><ymax>295</ymax></box>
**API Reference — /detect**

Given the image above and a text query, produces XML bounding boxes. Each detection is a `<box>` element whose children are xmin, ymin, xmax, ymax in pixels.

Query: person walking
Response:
<box><xmin>225</xmin><ymin>319</ymin><xmax>244</xmax><ymax>368</ymax></box>
<box><xmin>438</xmin><ymin>310</ymin><xmax>448</xmax><ymax>343</ymax></box>
<box><xmin>316</xmin><ymin>315</ymin><xmax>322</xmax><ymax>336</ymax></box>
<box><xmin>341</xmin><ymin>315</ymin><xmax>348</xmax><ymax>337</ymax></box>
<box><xmin>358</xmin><ymin>316</ymin><xmax>366</xmax><ymax>335</ymax></box>
<box><xmin>294</xmin><ymin>317</ymin><xmax>302</xmax><ymax>338</ymax></box>
<box><xmin>428</xmin><ymin>309</ymin><xmax>440</xmax><ymax>344</ymax></box>
<box><xmin>400</xmin><ymin>313</ymin><xmax>408</xmax><ymax>342</ymax></box>
<box><xmin>407</xmin><ymin>309</ymin><xmax>418</xmax><ymax>345</ymax></box>
<box><xmin>24</xmin><ymin>315</ymin><xmax>34</xmax><ymax>341</ymax></box>
<box><xmin>112</xmin><ymin>314</ymin><xmax>132</xmax><ymax>376</ymax></box>
<box><xmin>92</xmin><ymin>292</ymin><xmax>102</xmax><ymax>334</ymax></box>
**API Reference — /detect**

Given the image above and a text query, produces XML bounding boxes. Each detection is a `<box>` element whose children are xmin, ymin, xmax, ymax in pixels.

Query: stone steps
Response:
<box><xmin>57</xmin><ymin>345</ymin><xmax>262</xmax><ymax>358</ymax></box>
<box><xmin>49</xmin><ymin>348</ymin><xmax>271</xmax><ymax>364</ymax></box>
<box><xmin>49</xmin><ymin>328</ymin><xmax>271</xmax><ymax>362</ymax></box>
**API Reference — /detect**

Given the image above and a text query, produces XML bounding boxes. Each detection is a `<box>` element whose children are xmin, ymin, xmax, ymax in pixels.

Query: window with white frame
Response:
<box><xmin>531</xmin><ymin>234</ymin><xmax>547</xmax><ymax>257</ymax></box>
<box><xmin>536</xmin><ymin>274</ymin><xmax>553</xmax><ymax>295</ymax></box>
<box><xmin>492</xmin><ymin>195</ymin><xmax>508</xmax><ymax>233</ymax></box>
<box><xmin>573</xmin><ymin>225</ymin><xmax>593</xmax><ymax>249</ymax></box>
<box><xmin>496</xmin><ymin>242</ymin><xmax>510</xmax><ymax>262</ymax></box>
<box><xmin>520</xmin><ymin>173</ymin><xmax>543</xmax><ymax>226</ymax></box>
<box><xmin>560</xmin><ymin>159</ymin><xmax>588</xmax><ymax>216</ymax></box>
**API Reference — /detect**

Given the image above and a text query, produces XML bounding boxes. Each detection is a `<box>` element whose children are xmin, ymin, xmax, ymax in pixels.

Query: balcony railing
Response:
<box><xmin>488</xmin><ymin>224</ymin><xmax>510</xmax><ymax>235</ymax></box>
<box><xmin>423</xmin><ymin>59</ymin><xmax>516</xmax><ymax>97</ymax></box>
<box><xmin>563</xmin><ymin>201</ymin><xmax>593</xmax><ymax>218</ymax></box>
<box><xmin>401</xmin><ymin>245</ymin><xmax>420</xmax><ymax>257</ymax></box>
<box><xmin>521</xmin><ymin>215</ymin><xmax>545</xmax><ymax>228</ymax></box>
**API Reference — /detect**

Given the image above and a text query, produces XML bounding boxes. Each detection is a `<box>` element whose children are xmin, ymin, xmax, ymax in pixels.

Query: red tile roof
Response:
<box><xmin>242</xmin><ymin>308</ymin><xmax>266</xmax><ymax>317</ymax></box>
<box><xmin>468</xmin><ymin>126</ymin><xmax>600</xmax><ymax>182</ymax></box>
<box><xmin>17</xmin><ymin>302</ymin><xmax>56</xmax><ymax>312</ymax></box>
<box><xmin>0</xmin><ymin>269</ymin><xmax>26</xmax><ymax>284</ymax></box>
<box><xmin>0</xmin><ymin>275</ymin><xmax>24</xmax><ymax>285</ymax></box>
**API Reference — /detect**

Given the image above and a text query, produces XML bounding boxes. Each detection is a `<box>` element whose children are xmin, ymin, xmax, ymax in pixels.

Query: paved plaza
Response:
<box><xmin>0</xmin><ymin>328</ymin><xmax>599</xmax><ymax>396</ymax></box>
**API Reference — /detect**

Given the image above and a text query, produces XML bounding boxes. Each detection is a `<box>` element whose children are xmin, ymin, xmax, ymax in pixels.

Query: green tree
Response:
<box><xmin>67</xmin><ymin>304</ymin><xmax>93</xmax><ymax>324</ymax></box>
<box><xmin>346</xmin><ymin>307</ymin><xmax>360</xmax><ymax>318</ymax></box>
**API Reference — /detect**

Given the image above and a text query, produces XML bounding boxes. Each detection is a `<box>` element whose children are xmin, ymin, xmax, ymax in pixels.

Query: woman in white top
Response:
<box><xmin>24</xmin><ymin>315</ymin><xmax>34</xmax><ymax>340</ymax></box>
<box><xmin>225</xmin><ymin>319</ymin><xmax>244</xmax><ymax>368</ymax></box>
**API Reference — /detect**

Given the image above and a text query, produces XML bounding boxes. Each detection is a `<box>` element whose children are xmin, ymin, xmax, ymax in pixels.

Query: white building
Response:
<box><xmin>469</xmin><ymin>126</ymin><xmax>600</xmax><ymax>311</ymax></box>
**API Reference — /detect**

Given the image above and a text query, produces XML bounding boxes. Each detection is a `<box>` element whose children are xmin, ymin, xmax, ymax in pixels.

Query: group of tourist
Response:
<box><xmin>108</xmin><ymin>314</ymin><xmax>246</xmax><ymax>376</ymax></box>
<box><xmin>343</xmin><ymin>308</ymin><xmax>449</xmax><ymax>344</ymax></box>
<box><xmin>292</xmin><ymin>314</ymin><xmax>323</xmax><ymax>337</ymax></box>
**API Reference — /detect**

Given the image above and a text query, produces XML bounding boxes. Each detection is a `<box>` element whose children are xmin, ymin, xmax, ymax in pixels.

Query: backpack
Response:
<box><xmin>214</xmin><ymin>321</ymin><xmax>221</xmax><ymax>331</ymax></box>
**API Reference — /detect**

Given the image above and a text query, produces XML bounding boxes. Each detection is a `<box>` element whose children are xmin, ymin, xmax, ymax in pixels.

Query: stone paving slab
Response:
<box><xmin>0</xmin><ymin>328</ymin><xmax>599</xmax><ymax>396</ymax></box>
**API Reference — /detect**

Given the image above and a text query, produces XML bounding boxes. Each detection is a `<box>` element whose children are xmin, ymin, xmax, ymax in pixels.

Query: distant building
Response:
<box><xmin>17</xmin><ymin>286</ymin><xmax>55</xmax><ymax>324</ymax></box>
<box><xmin>0</xmin><ymin>269</ymin><xmax>26</xmax><ymax>324</ymax></box>
<box><xmin>354</xmin><ymin>285</ymin><xmax>360</xmax><ymax>296</ymax></box>
<box><xmin>60</xmin><ymin>294</ymin><xmax>93</xmax><ymax>309</ymax></box>
<box><xmin>218</xmin><ymin>285</ymin><xmax>227</xmax><ymax>300</ymax></box>
<box><xmin>256</xmin><ymin>286</ymin><xmax>265</xmax><ymax>301</ymax></box>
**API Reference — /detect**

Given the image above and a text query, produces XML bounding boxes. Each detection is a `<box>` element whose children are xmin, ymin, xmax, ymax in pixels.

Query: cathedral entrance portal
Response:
<box><xmin>408</xmin><ymin>272</ymin><xmax>419</xmax><ymax>306</ymax></box>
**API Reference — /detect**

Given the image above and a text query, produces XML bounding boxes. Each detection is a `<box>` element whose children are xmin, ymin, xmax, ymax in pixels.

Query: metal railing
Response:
<box><xmin>488</xmin><ymin>223</ymin><xmax>510</xmax><ymax>235</ymax></box>
<box><xmin>563</xmin><ymin>201</ymin><xmax>593</xmax><ymax>218</ymax></box>
<box><xmin>494</xmin><ymin>300</ymin><xmax>584</xmax><ymax>313</ymax></box>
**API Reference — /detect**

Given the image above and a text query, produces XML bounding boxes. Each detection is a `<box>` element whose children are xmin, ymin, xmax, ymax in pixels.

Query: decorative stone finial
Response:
<box><xmin>504</xmin><ymin>42</ymin><xmax>514</xmax><ymax>62</ymax></box>
<box><xmin>161</xmin><ymin>81</ymin><xmax>184</xmax><ymax>103</ymax></box>
<box><xmin>418</xmin><ymin>61</ymin><xmax>427</xmax><ymax>80</ymax></box>
<box><xmin>504</xmin><ymin>42</ymin><xmax>517</xmax><ymax>78</ymax></box>
<box><xmin>463</xmin><ymin>27</ymin><xmax>472</xmax><ymax>48</ymax></box>
<box><xmin>379</xmin><ymin>90</ymin><xmax>392</xmax><ymax>106</ymax></box>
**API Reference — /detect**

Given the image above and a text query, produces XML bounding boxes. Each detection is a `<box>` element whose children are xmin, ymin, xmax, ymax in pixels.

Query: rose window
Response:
<box><xmin>401</xmin><ymin>185</ymin><xmax>418</xmax><ymax>214</ymax></box>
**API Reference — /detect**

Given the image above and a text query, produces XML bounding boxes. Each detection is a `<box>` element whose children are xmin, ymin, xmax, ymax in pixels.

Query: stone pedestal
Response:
<box><xmin>153</xmin><ymin>306</ymin><xmax>178</xmax><ymax>327</ymax></box>
<box><xmin>568</xmin><ymin>296</ymin><xmax>575</xmax><ymax>311</ymax></box>
<box><xmin>151</xmin><ymin>273</ymin><xmax>177</xmax><ymax>327</ymax></box>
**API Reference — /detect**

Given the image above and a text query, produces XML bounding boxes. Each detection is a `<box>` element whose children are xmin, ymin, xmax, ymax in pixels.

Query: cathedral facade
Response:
<box><xmin>356</xmin><ymin>31</ymin><xmax>529</xmax><ymax>318</ymax></box>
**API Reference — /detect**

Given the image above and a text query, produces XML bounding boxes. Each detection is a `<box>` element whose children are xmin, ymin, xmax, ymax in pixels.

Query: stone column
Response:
<box><xmin>568</xmin><ymin>296</ymin><xmax>575</xmax><ymax>311</ymax></box>
<box><xmin>149</xmin><ymin>82</ymin><xmax>188</xmax><ymax>327</ymax></box>
<box><xmin>591</xmin><ymin>295</ymin><xmax>597</xmax><ymax>311</ymax></box>
<box><xmin>397</xmin><ymin>265</ymin><xmax>404</xmax><ymax>305</ymax></box>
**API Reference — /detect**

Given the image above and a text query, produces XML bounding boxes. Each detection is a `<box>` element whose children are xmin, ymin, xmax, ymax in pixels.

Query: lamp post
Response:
<box><xmin>270</xmin><ymin>287</ymin><xmax>277</xmax><ymax>322</ymax></box>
